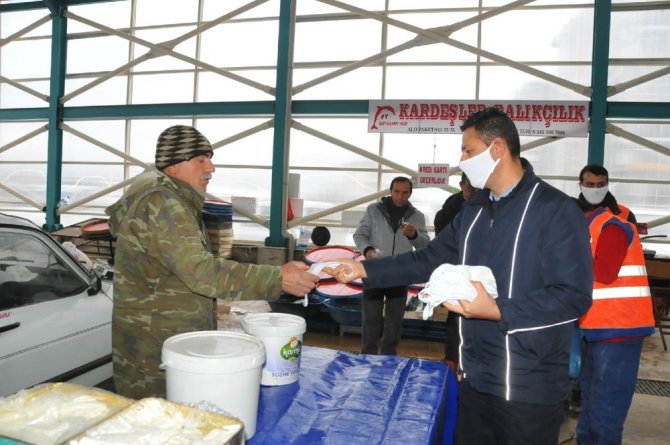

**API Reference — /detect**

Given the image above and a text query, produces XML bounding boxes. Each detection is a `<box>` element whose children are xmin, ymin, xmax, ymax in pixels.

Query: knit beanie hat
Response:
<box><xmin>155</xmin><ymin>125</ymin><xmax>213</xmax><ymax>170</ymax></box>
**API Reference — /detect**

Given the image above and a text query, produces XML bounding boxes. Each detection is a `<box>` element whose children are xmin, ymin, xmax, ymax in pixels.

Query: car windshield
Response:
<box><xmin>0</xmin><ymin>232</ymin><xmax>87</xmax><ymax>310</ymax></box>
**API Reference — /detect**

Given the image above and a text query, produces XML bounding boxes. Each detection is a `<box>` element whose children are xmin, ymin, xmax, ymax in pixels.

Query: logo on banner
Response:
<box><xmin>371</xmin><ymin>105</ymin><xmax>402</xmax><ymax>130</ymax></box>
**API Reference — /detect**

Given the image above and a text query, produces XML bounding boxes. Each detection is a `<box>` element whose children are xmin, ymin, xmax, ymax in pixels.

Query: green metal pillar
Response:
<box><xmin>588</xmin><ymin>0</ymin><xmax>612</xmax><ymax>165</ymax></box>
<box><xmin>266</xmin><ymin>0</ymin><xmax>295</xmax><ymax>247</ymax></box>
<box><xmin>43</xmin><ymin>1</ymin><xmax>68</xmax><ymax>231</ymax></box>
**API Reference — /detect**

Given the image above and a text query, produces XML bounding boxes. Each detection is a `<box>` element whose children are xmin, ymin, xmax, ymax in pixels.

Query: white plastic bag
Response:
<box><xmin>62</xmin><ymin>241</ymin><xmax>93</xmax><ymax>271</ymax></box>
<box><xmin>418</xmin><ymin>264</ymin><xmax>498</xmax><ymax>320</ymax></box>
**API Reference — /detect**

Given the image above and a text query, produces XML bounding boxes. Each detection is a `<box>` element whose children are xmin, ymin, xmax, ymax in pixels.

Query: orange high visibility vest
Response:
<box><xmin>608</xmin><ymin>203</ymin><xmax>631</xmax><ymax>223</ymax></box>
<box><xmin>579</xmin><ymin>211</ymin><xmax>655</xmax><ymax>330</ymax></box>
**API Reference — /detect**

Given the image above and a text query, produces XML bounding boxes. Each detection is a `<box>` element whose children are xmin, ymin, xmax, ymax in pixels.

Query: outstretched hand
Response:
<box><xmin>281</xmin><ymin>261</ymin><xmax>319</xmax><ymax>296</ymax></box>
<box><xmin>321</xmin><ymin>258</ymin><xmax>367</xmax><ymax>284</ymax></box>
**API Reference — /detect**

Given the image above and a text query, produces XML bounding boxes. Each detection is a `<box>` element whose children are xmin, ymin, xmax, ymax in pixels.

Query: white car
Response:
<box><xmin>0</xmin><ymin>213</ymin><xmax>113</xmax><ymax>397</ymax></box>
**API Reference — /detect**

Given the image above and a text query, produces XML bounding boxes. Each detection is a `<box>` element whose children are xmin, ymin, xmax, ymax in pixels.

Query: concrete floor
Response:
<box><xmin>558</xmin><ymin>331</ymin><xmax>670</xmax><ymax>445</ymax></box>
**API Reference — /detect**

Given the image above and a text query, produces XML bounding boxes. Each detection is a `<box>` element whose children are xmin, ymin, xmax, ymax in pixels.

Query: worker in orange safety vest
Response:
<box><xmin>577</xmin><ymin>164</ymin><xmax>637</xmax><ymax>225</ymax></box>
<box><xmin>576</xmin><ymin>204</ymin><xmax>655</xmax><ymax>445</ymax></box>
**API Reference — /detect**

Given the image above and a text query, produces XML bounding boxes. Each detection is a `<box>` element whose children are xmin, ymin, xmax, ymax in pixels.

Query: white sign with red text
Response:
<box><xmin>417</xmin><ymin>163</ymin><xmax>450</xmax><ymax>189</ymax></box>
<box><xmin>368</xmin><ymin>100</ymin><xmax>589</xmax><ymax>137</ymax></box>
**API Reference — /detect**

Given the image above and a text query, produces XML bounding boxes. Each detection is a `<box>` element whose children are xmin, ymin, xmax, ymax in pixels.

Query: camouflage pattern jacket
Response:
<box><xmin>105</xmin><ymin>168</ymin><xmax>282</xmax><ymax>398</ymax></box>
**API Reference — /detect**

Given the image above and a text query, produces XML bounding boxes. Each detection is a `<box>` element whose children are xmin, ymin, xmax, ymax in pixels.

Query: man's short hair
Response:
<box><xmin>579</xmin><ymin>164</ymin><xmax>609</xmax><ymax>183</ymax></box>
<box><xmin>390</xmin><ymin>176</ymin><xmax>412</xmax><ymax>193</ymax></box>
<box><xmin>460</xmin><ymin>107</ymin><xmax>521</xmax><ymax>158</ymax></box>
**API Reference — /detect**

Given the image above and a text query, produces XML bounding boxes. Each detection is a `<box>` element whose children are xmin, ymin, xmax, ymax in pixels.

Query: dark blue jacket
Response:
<box><xmin>363</xmin><ymin>160</ymin><xmax>593</xmax><ymax>404</ymax></box>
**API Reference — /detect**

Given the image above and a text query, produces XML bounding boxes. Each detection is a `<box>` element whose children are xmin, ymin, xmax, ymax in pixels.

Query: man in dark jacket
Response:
<box><xmin>434</xmin><ymin>173</ymin><xmax>475</xmax><ymax>374</ymax></box>
<box><xmin>434</xmin><ymin>173</ymin><xmax>475</xmax><ymax>235</ymax></box>
<box><xmin>326</xmin><ymin>107</ymin><xmax>593</xmax><ymax>445</ymax></box>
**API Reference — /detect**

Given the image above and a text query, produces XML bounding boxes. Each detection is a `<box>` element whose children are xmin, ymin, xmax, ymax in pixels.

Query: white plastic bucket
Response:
<box><xmin>161</xmin><ymin>330</ymin><xmax>265</xmax><ymax>439</ymax></box>
<box><xmin>242</xmin><ymin>313</ymin><xmax>307</xmax><ymax>386</ymax></box>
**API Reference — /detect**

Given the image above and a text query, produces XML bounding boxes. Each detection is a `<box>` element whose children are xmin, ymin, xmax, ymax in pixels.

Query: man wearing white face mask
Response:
<box><xmin>578</xmin><ymin>164</ymin><xmax>637</xmax><ymax>225</ymax></box>
<box><xmin>323</xmin><ymin>107</ymin><xmax>593</xmax><ymax>445</ymax></box>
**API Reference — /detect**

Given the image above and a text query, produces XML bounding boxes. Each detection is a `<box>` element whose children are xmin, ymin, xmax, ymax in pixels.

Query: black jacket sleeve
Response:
<box><xmin>434</xmin><ymin>192</ymin><xmax>465</xmax><ymax>235</ymax></box>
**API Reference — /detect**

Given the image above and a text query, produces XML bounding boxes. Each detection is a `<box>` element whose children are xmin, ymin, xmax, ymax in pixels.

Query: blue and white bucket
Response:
<box><xmin>242</xmin><ymin>313</ymin><xmax>307</xmax><ymax>386</ymax></box>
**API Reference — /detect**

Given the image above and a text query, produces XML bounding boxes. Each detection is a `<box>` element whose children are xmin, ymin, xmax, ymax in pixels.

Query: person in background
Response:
<box><xmin>569</xmin><ymin>163</ymin><xmax>641</xmax><ymax>415</ymax></box>
<box><xmin>575</xmin><ymin>198</ymin><xmax>655</xmax><ymax>445</ymax></box>
<box><xmin>433</xmin><ymin>173</ymin><xmax>475</xmax><ymax>374</ymax></box>
<box><xmin>353</xmin><ymin>176</ymin><xmax>430</xmax><ymax>355</ymax></box>
<box><xmin>326</xmin><ymin>107</ymin><xmax>593</xmax><ymax>445</ymax></box>
<box><xmin>106</xmin><ymin>125</ymin><xmax>318</xmax><ymax>399</ymax></box>
<box><xmin>434</xmin><ymin>173</ymin><xmax>475</xmax><ymax>235</ymax></box>
<box><xmin>578</xmin><ymin>164</ymin><xmax>637</xmax><ymax>225</ymax></box>
<box><xmin>310</xmin><ymin>225</ymin><xmax>331</xmax><ymax>247</ymax></box>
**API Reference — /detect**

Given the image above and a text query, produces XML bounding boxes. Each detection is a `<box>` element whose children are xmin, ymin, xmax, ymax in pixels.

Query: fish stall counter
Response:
<box><xmin>250</xmin><ymin>346</ymin><xmax>458</xmax><ymax>445</ymax></box>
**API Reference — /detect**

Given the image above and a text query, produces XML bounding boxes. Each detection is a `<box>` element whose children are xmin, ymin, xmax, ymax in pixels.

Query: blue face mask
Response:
<box><xmin>458</xmin><ymin>143</ymin><xmax>500</xmax><ymax>189</ymax></box>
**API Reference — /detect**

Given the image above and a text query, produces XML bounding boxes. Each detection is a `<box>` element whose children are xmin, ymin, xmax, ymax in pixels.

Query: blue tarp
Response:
<box><xmin>250</xmin><ymin>346</ymin><xmax>457</xmax><ymax>445</ymax></box>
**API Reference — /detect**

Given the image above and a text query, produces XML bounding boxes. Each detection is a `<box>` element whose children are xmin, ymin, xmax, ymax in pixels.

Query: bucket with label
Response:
<box><xmin>242</xmin><ymin>313</ymin><xmax>307</xmax><ymax>386</ymax></box>
<box><xmin>160</xmin><ymin>330</ymin><xmax>265</xmax><ymax>439</ymax></box>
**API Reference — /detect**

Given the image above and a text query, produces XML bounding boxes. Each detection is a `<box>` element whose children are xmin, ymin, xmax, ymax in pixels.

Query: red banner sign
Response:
<box><xmin>368</xmin><ymin>100</ymin><xmax>589</xmax><ymax>137</ymax></box>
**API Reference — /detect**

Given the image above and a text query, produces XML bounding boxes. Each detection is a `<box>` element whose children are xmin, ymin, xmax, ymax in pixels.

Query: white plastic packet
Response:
<box><xmin>62</xmin><ymin>241</ymin><xmax>93</xmax><ymax>271</ymax></box>
<box><xmin>302</xmin><ymin>261</ymin><xmax>341</xmax><ymax>307</ymax></box>
<box><xmin>418</xmin><ymin>264</ymin><xmax>498</xmax><ymax>320</ymax></box>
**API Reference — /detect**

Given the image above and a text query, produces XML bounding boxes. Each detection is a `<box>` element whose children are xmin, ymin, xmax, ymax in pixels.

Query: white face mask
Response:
<box><xmin>458</xmin><ymin>142</ymin><xmax>500</xmax><ymax>189</ymax></box>
<box><xmin>580</xmin><ymin>184</ymin><xmax>609</xmax><ymax>205</ymax></box>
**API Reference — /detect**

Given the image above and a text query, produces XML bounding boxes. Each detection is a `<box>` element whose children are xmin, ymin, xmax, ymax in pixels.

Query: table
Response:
<box><xmin>51</xmin><ymin>218</ymin><xmax>115</xmax><ymax>262</ymax></box>
<box><xmin>249</xmin><ymin>346</ymin><xmax>457</xmax><ymax>445</ymax></box>
<box><xmin>647</xmin><ymin>257</ymin><xmax>670</xmax><ymax>350</ymax></box>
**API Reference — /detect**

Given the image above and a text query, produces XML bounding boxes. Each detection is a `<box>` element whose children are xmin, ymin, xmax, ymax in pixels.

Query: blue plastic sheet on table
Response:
<box><xmin>249</xmin><ymin>346</ymin><xmax>457</xmax><ymax>445</ymax></box>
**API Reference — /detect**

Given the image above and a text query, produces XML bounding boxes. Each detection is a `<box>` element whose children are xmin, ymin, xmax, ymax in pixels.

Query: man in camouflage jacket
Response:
<box><xmin>106</xmin><ymin>125</ymin><xmax>317</xmax><ymax>399</ymax></box>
